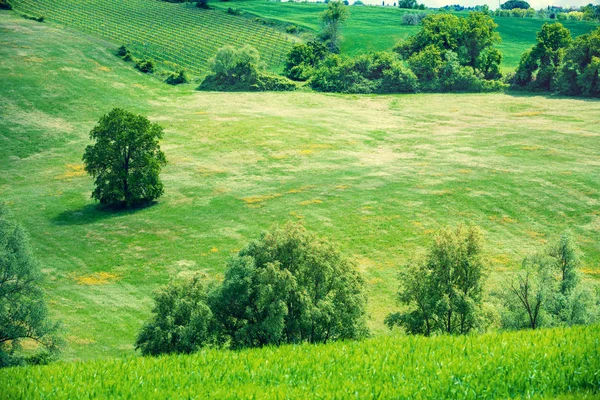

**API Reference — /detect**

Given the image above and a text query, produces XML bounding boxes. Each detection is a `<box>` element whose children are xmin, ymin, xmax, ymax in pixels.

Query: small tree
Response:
<box><xmin>500</xmin><ymin>232</ymin><xmax>598</xmax><ymax>330</ymax></box>
<box><xmin>135</xmin><ymin>276</ymin><xmax>215</xmax><ymax>356</ymax></box>
<box><xmin>386</xmin><ymin>225</ymin><xmax>488</xmax><ymax>336</ymax></box>
<box><xmin>319</xmin><ymin>0</ymin><xmax>349</xmax><ymax>53</ymax></box>
<box><xmin>83</xmin><ymin>108</ymin><xmax>167</xmax><ymax>207</ymax></box>
<box><xmin>209</xmin><ymin>222</ymin><xmax>368</xmax><ymax>349</ymax></box>
<box><xmin>0</xmin><ymin>205</ymin><xmax>60</xmax><ymax>367</ymax></box>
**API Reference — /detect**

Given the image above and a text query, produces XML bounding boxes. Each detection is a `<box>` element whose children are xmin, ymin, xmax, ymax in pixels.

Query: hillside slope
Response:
<box><xmin>2</xmin><ymin>11</ymin><xmax>600</xmax><ymax>361</ymax></box>
<box><xmin>1</xmin><ymin>325</ymin><xmax>599</xmax><ymax>399</ymax></box>
<box><xmin>10</xmin><ymin>0</ymin><xmax>296</xmax><ymax>77</ymax></box>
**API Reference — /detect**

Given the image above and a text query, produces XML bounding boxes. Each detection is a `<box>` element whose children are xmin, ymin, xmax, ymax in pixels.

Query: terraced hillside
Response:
<box><xmin>10</xmin><ymin>0</ymin><xmax>296</xmax><ymax>77</ymax></box>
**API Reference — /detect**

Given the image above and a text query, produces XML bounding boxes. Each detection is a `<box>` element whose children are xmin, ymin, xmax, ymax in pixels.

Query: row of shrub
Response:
<box><xmin>134</xmin><ymin>222</ymin><xmax>600</xmax><ymax>357</ymax></box>
<box><xmin>117</xmin><ymin>46</ymin><xmax>189</xmax><ymax>85</ymax></box>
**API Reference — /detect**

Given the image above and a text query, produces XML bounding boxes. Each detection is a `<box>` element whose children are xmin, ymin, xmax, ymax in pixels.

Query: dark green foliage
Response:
<box><xmin>514</xmin><ymin>22</ymin><xmax>571</xmax><ymax>90</ymax></box>
<box><xmin>209</xmin><ymin>222</ymin><xmax>368</xmax><ymax>349</ymax></box>
<box><xmin>0</xmin><ymin>0</ymin><xmax>12</xmax><ymax>10</ymax></box>
<box><xmin>196</xmin><ymin>0</ymin><xmax>209</xmax><ymax>9</ymax></box>
<box><xmin>0</xmin><ymin>205</ymin><xmax>60</xmax><ymax>368</ymax></box>
<box><xmin>135</xmin><ymin>276</ymin><xmax>215</xmax><ymax>356</ymax></box>
<box><xmin>226</xmin><ymin>7</ymin><xmax>241</xmax><ymax>15</ymax></box>
<box><xmin>82</xmin><ymin>108</ymin><xmax>167</xmax><ymax>207</ymax></box>
<box><xmin>386</xmin><ymin>225</ymin><xmax>488</xmax><ymax>336</ymax></box>
<box><xmin>165</xmin><ymin>70</ymin><xmax>189</xmax><ymax>85</ymax></box>
<box><xmin>395</xmin><ymin>12</ymin><xmax>503</xmax><ymax>91</ymax></box>
<box><xmin>557</xmin><ymin>27</ymin><xmax>600</xmax><ymax>97</ymax></box>
<box><xmin>200</xmin><ymin>45</ymin><xmax>296</xmax><ymax>91</ymax></box>
<box><xmin>285</xmin><ymin>25</ymin><xmax>298</xmax><ymax>34</ymax></box>
<box><xmin>500</xmin><ymin>233</ymin><xmax>599</xmax><ymax>330</ymax></box>
<box><xmin>309</xmin><ymin>52</ymin><xmax>418</xmax><ymax>94</ymax></box>
<box><xmin>284</xmin><ymin>41</ymin><xmax>329</xmax><ymax>81</ymax></box>
<box><xmin>500</xmin><ymin>0</ymin><xmax>530</xmax><ymax>10</ymax></box>
<box><xmin>319</xmin><ymin>0</ymin><xmax>349</xmax><ymax>53</ymax></box>
<box><xmin>398</xmin><ymin>0</ymin><xmax>417</xmax><ymax>9</ymax></box>
<box><xmin>135</xmin><ymin>59</ymin><xmax>155</xmax><ymax>73</ymax></box>
<box><xmin>116</xmin><ymin>45</ymin><xmax>128</xmax><ymax>57</ymax></box>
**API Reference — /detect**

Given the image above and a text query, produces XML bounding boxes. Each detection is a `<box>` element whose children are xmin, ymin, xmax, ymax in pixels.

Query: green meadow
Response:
<box><xmin>1</xmin><ymin>9</ymin><xmax>599</xmax><ymax>363</ymax></box>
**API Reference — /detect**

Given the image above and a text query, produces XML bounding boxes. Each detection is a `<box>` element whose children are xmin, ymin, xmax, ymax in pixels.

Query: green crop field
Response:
<box><xmin>2</xmin><ymin>325</ymin><xmax>599</xmax><ymax>399</ymax></box>
<box><xmin>2</xmin><ymin>10</ymin><xmax>600</xmax><ymax>364</ymax></box>
<box><xmin>9</xmin><ymin>0</ymin><xmax>296</xmax><ymax>77</ymax></box>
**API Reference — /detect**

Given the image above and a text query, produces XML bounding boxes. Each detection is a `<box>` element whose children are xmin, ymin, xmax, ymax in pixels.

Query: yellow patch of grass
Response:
<box><xmin>271</xmin><ymin>154</ymin><xmax>287</xmax><ymax>160</ymax></box>
<box><xmin>72</xmin><ymin>272</ymin><xmax>121</xmax><ymax>286</ymax></box>
<box><xmin>514</xmin><ymin>111</ymin><xmax>542</xmax><ymax>117</ymax></box>
<box><xmin>491</xmin><ymin>254</ymin><xmax>511</xmax><ymax>266</ymax></box>
<box><xmin>369</xmin><ymin>278</ymin><xmax>384</xmax><ymax>285</ymax></box>
<box><xmin>335</xmin><ymin>185</ymin><xmax>349</xmax><ymax>190</ymax></box>
<box><xmin>210</xmin><ymin>247</ymin><xmax>219</xmax><ymax>253</ymax></box>
<box><xmin>23</xmin><ymin>56</ymin><xmax>44</xmax><ymax>63</ymax></box>
<box><xmin>97</xmin><ymin>66</ymin><xmax>110</xmax><ymax>72</ymax></box>
<box><xmin>68</xmin><ymin>335</ymin><xmax>97</xmax><ymax>345</ymax></box>
<box><xmin>299</xmin><ymin>149</ymin><xmax>314</xmax><ymax>156</ymax></box>
<box><xmin>55</xmin><ymin>163</ymin><xmax>86</xmax><ymax>180</ymax></box>
<box><xmin>300</xmin><ymin>199</ymin><xmax>323</xmax><ymax>206</ymax></box>
<box><xmin>500</xmin><ymin>216</ymin><xmax>518</xmax><ymax>224</ymax></box>
<box><xmin>241</xmin><ymin>193</ymin><xmax>282</xmax><ymax>204</ymax></box>
<box><xmin>309</xmin><ymin>144</ymin><xmax>333</xmax><ymax>150</ymax></box>
<box><xmin>526</xmin><ymin>230</ymin><xmax>545</xmax><ymax>239</ymax></box>
<box><xmin>289</xmin><ymin>211</ymin><xmax>304</xmax><ymax>219</ymax></box>
<box><xmin>458</xmin><ymin>169</ymin><xmax>472</xmax><ymax>174</ymax></box>
<box><xmin>287</xmin><ymin>188</ymin><xmax>304</xmax><ymax>194</ymax></box>
<box><xmin>431</xmin><ymin>189</ymin><xmax>452</xmax><ymax>196</ymax></box>
<box><xmin>521</xmin><ymin>146</ymin><xmax>541</xmax><ymax>151</ymax></box>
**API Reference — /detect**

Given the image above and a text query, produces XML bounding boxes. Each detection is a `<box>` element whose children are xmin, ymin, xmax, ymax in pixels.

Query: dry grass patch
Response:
<box><xmin>71</xmin><ymin>272</ymin><xmax>122</xmax><ymax>286</ymax></box>
<box><xmin>55</xmin><ymin>163</ymin><xmax>86</xmax><ymax>180</ymax></box>
<box><xmin>241</xmin><ymin>193</ymin><xmax>282</xmax><ymax>205</ymax></box>
<box><xmin>300</xmin><ymin>199</ymin><xmax>323</xmax><ymax>206</ymax></box>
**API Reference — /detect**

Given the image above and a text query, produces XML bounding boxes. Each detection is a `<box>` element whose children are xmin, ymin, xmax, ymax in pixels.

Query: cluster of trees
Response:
<box><xmin>514</xmin><ymin>23</ymin><xmax>600</xmax><ymax>97</ymax></box>
<box><xmin>285</xmin><ymin>12</ymin><xmax>507</xmax><ymax>94</ymax></box>
<box><xmin>401</xmin><ymin>12</ymin><xmax>427</xmax><ymax>26</ymax></box>
<box><xmin>135</xmin><ymin>223</ymin><xmax>368</xmax><ymax>355</ymax></box>
<box><xmin>398</xmin><ymin>0</ymin><xmax>426</xmax><ymax>10</ymax></box>
<box><xmin>199</xmin><ymin>45</ymin><xmax>297</xmax><ymax>91</ymax></box>
<box><xmin>385</xmin><ymin>227</ymin><xmax>599</xmax><ymax>336</ymax></box>
<box><xmin>500</xmin><ymin>0</ymin><xmax>530</xmax><ymax>10</ymax></box>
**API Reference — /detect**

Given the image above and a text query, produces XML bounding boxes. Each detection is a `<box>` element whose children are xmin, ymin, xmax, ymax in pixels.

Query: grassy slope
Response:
<box><xmin>213</xmin><ymin>1</ymin><xmax>598</xmax><ymax>69</ymax></box>
<box><xmin>2</xmin><ymin>12</ymin><xmax>600</xmax><ymax>361</ymax></box>
<box><xmin>9</xmin><ymin>0</ymin><xmax>296</xmax><ymax>77</ymax></box>
<box><xmin>1</xmin><ymin>325</ymin><xmax>599</xmax><ymax>399</ymax></box>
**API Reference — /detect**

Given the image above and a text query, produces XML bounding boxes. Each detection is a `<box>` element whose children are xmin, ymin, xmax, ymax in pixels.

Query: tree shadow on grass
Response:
<box><xmin>52</xmin><ymin>201</ymin><xmax>158</xmax><ymax>226</ymax></box>
<box><xmin>504</xmin><ymin>90</ymin><xmax>600</xmax><ymax>102</ymax></box>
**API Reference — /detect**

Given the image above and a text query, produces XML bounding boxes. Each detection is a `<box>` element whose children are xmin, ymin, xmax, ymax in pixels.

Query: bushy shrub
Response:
<box><xmin>135</xmin><ymin>276</ymin><xmax>215</xmax><ymax>356</ymax></box>
<box><xmin>556</xmin><ymin>27</ymin><xmax>600</xmax><ymax>97</ymax></box>
<box><xmin>135</xmin><ymin>59</ymin><xmax>155</xmax><ymax>73</ymax></box>
<box><xmin>284</xmin><ymin>41</ymin><xmax>329</xmax><ymax>81</ymax></box>
<box><xmin>285</xmin><ymin>25</ymin><xmax>299</xmax><ymax>34</ymax></box>
<box><xmin>165</xmin><ymin>70</ymin><xmax>189</xmax><ymax>85</ymax></box>
<box><xmin>0</xmin><ymin>0</ymin><xmax>12</xmax><ymax>10</ymax></box>
<box><xmin>310</xmin><ymin>52</ymin><xmax>418</xmax><ymax>94</ymax></box>
<box><xmin>116</xmin><ymin>45</ymin><xmax>128</xmax><ymax>57</ymax></box>
<box><xmin>200</xmin><ymin>45</ymin><xmax>296</xmax><ymax>91</ymax></box>
<box><xmin>227</xmin><ymin>7</ymin><xmax>242</xmax><ymax>15</ymax></box>
<box><xmin>196</xmin><ymin>0</ymin><xmax>209</xmax><ymax>9</ymax></box>
<box><xmin>401</xmin><ymin>13</ymin><xmax>426</xmax><ymax>26</ymax></box>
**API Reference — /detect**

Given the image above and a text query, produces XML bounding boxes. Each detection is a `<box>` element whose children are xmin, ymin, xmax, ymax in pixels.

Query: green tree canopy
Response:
<box><xmin>135</xmin><ymin>276</ymin><xmax>215</xmax><ymax>356</ymax></box>
<box><xmin>500</xmin><ymin>0</ymin><xmax>530</xmax><ymax>10</ymax></box>
<box><xmin>557</xmin><ymin>26</ymin><xmax>600</xmax><ymax>97</ymax></box>
<box><xmin>82</xmin><ymin>108</ymin><xmax>167</xmax><ymax>207</ymax></box>
<box><xmin>210</xmin><ymin>222</ymin><xmax>368</xmax><ymax>349</ymax></box>
<box><xmin>319</xmin><ymin>0</ymin><xmax>349</xmax><ymax>53</ymax></box>
<box><xmin>385</xmin><ymin>225</ymin><xmax>488</xmax><ymax>336</ymax></box>
<box><xmin>0</xmin><ymin>205</ymin><xmax>60</xmax><ymax>367</ymax></box>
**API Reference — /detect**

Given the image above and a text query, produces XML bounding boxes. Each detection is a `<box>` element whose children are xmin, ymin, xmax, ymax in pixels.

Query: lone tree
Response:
<box><xmin>319</xmin><ymin>0</ymin><xmax>349</xmax><ymax>53</ymax></box>
<box><xmin>0</xmin><ymin>205</ymin><xmax>60</xmax><ymax>367</ymax></box>
<box><xmin>385</xmin><ymin>225</ymin><xmax>488</xmax><ymax>336</ymax></box>
<box><xmin>83</xmin><ymin>108</ymin><xmax>167</xmax><ymax>207</ymax></box>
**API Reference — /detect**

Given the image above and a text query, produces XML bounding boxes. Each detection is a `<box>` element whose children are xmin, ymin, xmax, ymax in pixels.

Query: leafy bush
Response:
<box><xmin>116</xmin><ymin>45</ymin><xmax>128</xmax><ymax>57</ymax></box>
<box><xmin>285</xmin><ymin>25</ymin><xmax>299</xmax><ymax>34</ymax></box>
<box><xmin>135</xmin><ymin>59</ymin><xmax>155</xmax><ymax>73</ymax></box>
<box><xmin>284</xmin><ymin>40</ymin><xmax>329</xmax><ymax>81</ymax></box>
<box><xmin>209</xmin><ymin>222</ymin><xmax>368</xmax><ymax>349</ymax></box>
<box><xmin>226</xmin><ymin>7</ymin><xmax>242</xmax><ymax>15</ymax></box>
<box><xmin>200</xmin><ymin>45</ymin><xmax>296</xmax><ymax>91</ymax></box>
<box><xmin>556</xmin><ymin>27</ymin><xmax>600</xmax><ymax>97</ymax></box>
<box><xmin>165</xmin><ymin>70</ymin><xmax>189</xmax><ymax>85</ymax></box>
<box><xmin>401</xmin><ymin>13</ymin><xmax>426</xmax><ymax>26</ymax></box>
<box><xmin>514</xmin><ymin>22</ymin><xmax>572</xmax><ymax>91</ymax></box>
<box><xmin>196</xmin><ymin>0</ymin><xmax>209</xmax><ymax>9</ymax></box>
<box><xmin>135</xmin><ymin>276</ymin><xmax>215</xmax><ymax>356</ymax></box>
<box><xmin>310</xmin><ymin>52</ymin><xmax>419</xmax><ymax>94</ymax></box>
<box><xmin>0</xmin><ymin>0</ymin><xmax>12</xmax><ymax>10</ymax></box>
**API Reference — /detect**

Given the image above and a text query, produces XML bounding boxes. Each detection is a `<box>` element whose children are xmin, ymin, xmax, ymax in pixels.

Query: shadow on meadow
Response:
<box><xmin>52</xmin><ymin>201</ymin><xmax>158</xmax><ymax>225</ymax></box>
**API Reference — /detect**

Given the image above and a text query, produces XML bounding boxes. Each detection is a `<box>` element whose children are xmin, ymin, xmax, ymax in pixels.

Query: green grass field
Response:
<box><xmin>1</xmin><ymin>10</ymin><xmax>600</xmax><ymax>362</ymax></box>
<box><xmin>2</xmin><ymin>325</ymin><xmax>599</xmax><ymax>399</ymax></box>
